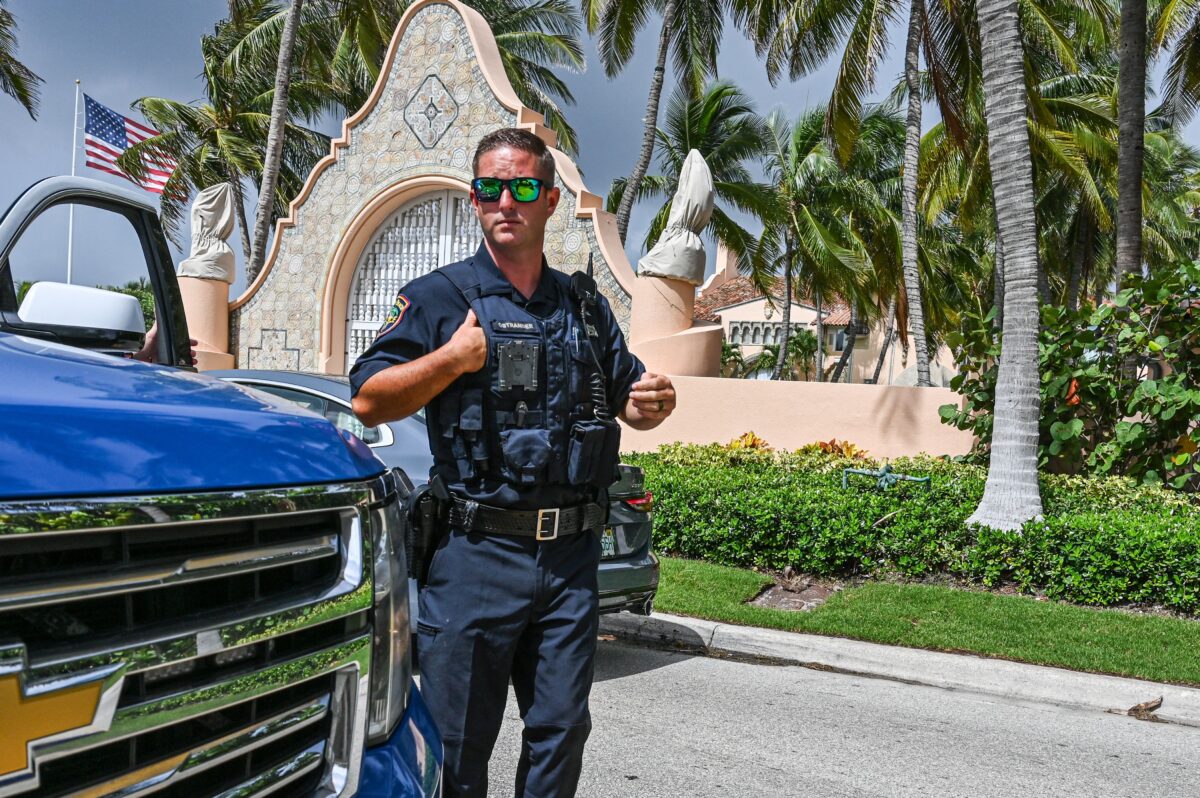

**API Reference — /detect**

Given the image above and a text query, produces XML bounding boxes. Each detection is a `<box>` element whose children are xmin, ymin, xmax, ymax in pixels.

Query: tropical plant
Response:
<box><xmin>738</xmin><ymin>328</ymin><xmax>820</xmax><ymax>380</ymax></box>
<box><xmin>720</xmin><ymin>341</ymin><xmax>746</xmax><ymax>376</ymax></box>
<box><xmin>754</xmin><ymin>104</ymin><xmax>902</xmax><ymax>383</ymax></box>
<box><xmin>583</xmin><ymin>0</ymin><xmax>727</xmax><ymax>242</ymax></box>
<box><xmin>968</xmin><ymin>0</ymin><xmax>1045</xmax><ymax>530</ymax></box>
<box><xmin>606</xmin><ymin>81</ymin><xmax>773</xmax><ymax>263</ymax></box>
<box><xmin>0</xmin><ymin>0</ymin><xmax>41</xmax><ymax>119</ymax></box>
<box><xmin>117</xmin><ymin>2</ymin><xmax>331</xmax><ymax>262</ymax></box>
<box><xmin>942</xmin><ymin>261</ymin><xmax>1200</xmax><ymax>490</ymax></box>
<box><xmin>733</xmin><ymin>0</ymin><xmax>975</xmax><ymax>387</ymax></box>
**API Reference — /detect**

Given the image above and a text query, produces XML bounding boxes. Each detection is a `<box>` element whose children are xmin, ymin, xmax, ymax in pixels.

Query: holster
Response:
<box><xmin>404</xmin><ymin>478</ymin><xmax>448</xmax><ymax>585</ymax></box>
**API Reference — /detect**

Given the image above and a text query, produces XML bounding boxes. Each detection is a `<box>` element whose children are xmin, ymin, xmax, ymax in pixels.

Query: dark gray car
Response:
<box><xmin>211</xmin><ymin>370</ymin><xmax>658</xmax><ymax>615</ymax></box>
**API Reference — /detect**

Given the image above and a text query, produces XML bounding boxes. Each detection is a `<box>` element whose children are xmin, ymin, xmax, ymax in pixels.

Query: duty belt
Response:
<box><xmin>448</xmin><ymin>496</ymin><xmax>606</xmax><ymax>540</ymax></box>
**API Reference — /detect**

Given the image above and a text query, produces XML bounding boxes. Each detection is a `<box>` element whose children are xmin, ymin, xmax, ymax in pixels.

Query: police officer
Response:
<box><xmin>350</xmin><ymin>127</ymin><xmax>676</xmax><ymax>798</ymax></box>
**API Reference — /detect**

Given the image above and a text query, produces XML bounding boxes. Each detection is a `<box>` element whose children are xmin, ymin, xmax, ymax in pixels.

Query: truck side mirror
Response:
<box><xmin>18</xmin><ymin>281</ymin><xmax>146</xmax><ymax>354</ymax></box>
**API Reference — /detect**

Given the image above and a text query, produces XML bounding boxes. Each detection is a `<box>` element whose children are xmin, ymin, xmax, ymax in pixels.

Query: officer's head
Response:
<box><xmin>471</xmin><ymin>128</ymin><xmax>560</xmax><ymax>257</ymax></box>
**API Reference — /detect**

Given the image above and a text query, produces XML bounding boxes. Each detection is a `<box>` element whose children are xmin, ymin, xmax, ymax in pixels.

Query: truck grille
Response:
<box><xmin>0</xmin><ymin>480</ymin><xmax>384</xmax><ymax>798</ymax></box>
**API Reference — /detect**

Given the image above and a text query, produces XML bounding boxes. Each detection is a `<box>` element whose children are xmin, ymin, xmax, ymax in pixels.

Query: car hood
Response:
<box><xmin>0</xmin><ymin>333</ymin><xmax>385</xmax><ymax>500</ymax></box>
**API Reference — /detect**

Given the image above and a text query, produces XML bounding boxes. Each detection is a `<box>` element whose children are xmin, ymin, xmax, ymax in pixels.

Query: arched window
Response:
<box><xmin>345</xmin><ymin>190</ymin><xmax>481</xmax><ymax>368</ymax></box>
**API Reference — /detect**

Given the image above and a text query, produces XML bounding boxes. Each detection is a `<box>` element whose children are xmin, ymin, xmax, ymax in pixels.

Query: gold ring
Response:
<box><xmin>657</xmin><ymin>399</ymin><xmax>665</xmax><ymax>412</ymax></box>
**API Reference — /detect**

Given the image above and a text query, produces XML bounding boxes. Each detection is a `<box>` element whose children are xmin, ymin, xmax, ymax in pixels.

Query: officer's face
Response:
<box><xmin>471</xmin><ymin>146</ymin><xmax>560</xmax><ymax>255</ymax></box>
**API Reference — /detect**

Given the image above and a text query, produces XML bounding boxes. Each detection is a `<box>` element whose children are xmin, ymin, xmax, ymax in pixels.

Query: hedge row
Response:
<box><xmin>623</xmin><ymin>445</ymin><xmax>1200</xmax><ymax>615</ymax></box>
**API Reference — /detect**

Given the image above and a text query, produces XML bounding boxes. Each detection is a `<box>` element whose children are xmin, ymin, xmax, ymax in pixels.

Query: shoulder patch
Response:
<box><xmin>376</xmin><ymin>294</ymin><xmax>411</xmax><ymax>337</ymax></box>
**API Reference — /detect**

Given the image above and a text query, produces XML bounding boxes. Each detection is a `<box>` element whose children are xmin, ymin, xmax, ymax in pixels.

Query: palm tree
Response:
<box><xmin>1117</xmin><ymin>0</ymin><xmax>1147</xmax><ymax>282</ymax></box>
<box><xmin>741</xmin><ymin>329</ymin><xmax>819</xmax><ymax>379</ymax></box>
<box><xmin>1154</xmin><ymin>0</ymin><xmax>1200</xmax><ymax>126</ymax></box>
<box><xmin>0</xmin><ymin>0</ymin><xmax>41</xmax><ymax>118</ymax></box>
<box><xmin>484</xmin><ymin>0</ymin><xmax>587</xmax><ymax>154</ymax></box>
<box><xmin>118</xmin><ymin>5</ymin><xmax>330</xmax><ymax>260</ymax></box>
<box><xmin>734</xmin><ymin>0</ymin><xmax>975</xmax><ymax>387</ymax></box>
<box><xmin>251</xmin><ymin>0</ymin><xmax>306</xmax><ymax>282</ymax></box>
<box><xmin>968</xmin><ymin>0</ymin><xmax>1044</xmax><ymax>530</ymax></box>
<box><xmin>584</xmin><ymin>0</ymin><xmax>726</xmax><ymax>243</ymax></box>
<box><xmin>757</xmin><ymin>104</ymin><xmax>900</xmax><ymax>383</ymax></box>
<box><xmin>605</xmin><ymin>81</ymin><xmax>774</xmax><ymax>261</ymax></box>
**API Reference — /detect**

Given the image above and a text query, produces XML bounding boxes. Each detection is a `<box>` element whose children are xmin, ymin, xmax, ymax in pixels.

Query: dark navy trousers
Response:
<box><xmin>417</xmin><ymin>526</ymin><xmax>601</xmax><ymax>798</ymax></box>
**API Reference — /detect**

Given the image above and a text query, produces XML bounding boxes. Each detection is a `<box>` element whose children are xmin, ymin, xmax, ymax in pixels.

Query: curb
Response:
<box><xmin>599</xmin><ymin>611</ymin><xmax>1200</xmax><ymax>729</ymax></box>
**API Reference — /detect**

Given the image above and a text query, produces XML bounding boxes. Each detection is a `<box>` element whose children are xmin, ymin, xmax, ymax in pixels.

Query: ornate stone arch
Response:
<box><xmin>229</xmin><ymin>0</ymin><xmax>637</xmax><ymax>372</ymax></box>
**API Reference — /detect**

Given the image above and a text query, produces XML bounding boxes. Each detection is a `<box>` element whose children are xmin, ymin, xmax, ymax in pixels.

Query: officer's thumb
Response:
<box><xmin>463</xmin><ymin>309</ymin><xmax>479</xmax><ymax>327</ymax></box>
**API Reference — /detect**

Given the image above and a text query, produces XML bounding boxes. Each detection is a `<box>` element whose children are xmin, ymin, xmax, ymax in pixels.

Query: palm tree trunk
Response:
<box><xmin>771</xmin><ymin>239</ymin><xmax>794</xmax><ymax>380</ymax></box>
<box><xmin>1116</xmin><ymin>0</ymin><xmax>1146</xmax><ymax>283</ymax></box>
<box><xmin>614</xmin><ymin>0</ymin><xmax>676</xmax><ymax>245</ymax></box>
<box><xmin>249</xmin><ymin>0</ymin><xmax>304</xmax><ymax>283</ymax></box>
<box><xmin>968</xmin><ymin>0</ymin><xmax>1044</xmax><ymax>531</ymax></box>
<box><xmin>830</xmin><ymin>306</ymin><xmax>860</xmax><ymax>383</ymax></box>
<box><xmin>229</xmin><ymin>175</ymin><xmax>253</xmax><ymax>267</ymax></box>
<box><xmin>872</xmin><ymin>299</ymin><xmax>896</xmax><ymax>384</ymax></box>
<box><xmin>992</xmin><ymin>229</ymin><xmax>1004</xmax><ymax>330</ymax></box>
<box><xmin>1066</xmin><ymin>213</ymin><xmax>1091</xmax><ymax>312</ymax></box>
<box><xmin>903</xmin><ymin>0</ymin><xmax>931</xmax><ymax>387</ymax></box>
<box><xmin>814</xmin><ymin>290</ymin><xmax>825</xmax><ymax>382</ymax></box>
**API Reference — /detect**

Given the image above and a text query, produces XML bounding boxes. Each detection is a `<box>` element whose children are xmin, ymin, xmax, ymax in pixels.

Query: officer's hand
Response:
<box><xmin>627</xmin><ymin>373</ymin><xmax>675</xmax><ymax>420</ymax></box>
<box><xmin>448</xmin><ymin>309</ymin><xmax>487</xmax><ymax>374</ymax></box>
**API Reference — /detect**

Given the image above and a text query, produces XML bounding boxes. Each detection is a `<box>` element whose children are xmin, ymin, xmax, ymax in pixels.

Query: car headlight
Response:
<box><xmin>367</xmin><ymin>469</ymin><xmax>414</xmax><ymax>745</ymax></box>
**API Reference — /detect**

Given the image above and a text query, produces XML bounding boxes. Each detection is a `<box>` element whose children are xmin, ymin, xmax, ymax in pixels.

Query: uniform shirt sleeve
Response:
<box><xmin>596</xmin><ymin>294</ymin><xmax>645</xmax><ymax>408</ymax></box>
<box><xmin>348</xmin><ymin>274</ymin><xmax>466</xmax><ymax>398</ymax></box>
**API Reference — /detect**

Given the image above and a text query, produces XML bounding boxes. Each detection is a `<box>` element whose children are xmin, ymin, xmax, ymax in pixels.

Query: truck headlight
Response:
<box><xmin>367</xmin><ymin>471</ymin><xmax>413</xmax><ymax>745</ymax></box>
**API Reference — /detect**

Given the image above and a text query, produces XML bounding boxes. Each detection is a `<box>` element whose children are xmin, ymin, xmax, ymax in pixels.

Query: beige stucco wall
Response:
<box><xmin>619</xmin><ymin>376</ymin><xmax>972</xmax><ymax>458</ymax></box>
<box><xmin>719</xmin><ymin>298</ymin><xmax>819</xmax><ymax>325</ymax></box>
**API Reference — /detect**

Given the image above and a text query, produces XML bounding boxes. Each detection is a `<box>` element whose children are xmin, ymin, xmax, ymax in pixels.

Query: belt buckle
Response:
<box><xmin>536</xmin><ymin>508</ymin><xmax>560</xmax><ymax>541</ymax></box>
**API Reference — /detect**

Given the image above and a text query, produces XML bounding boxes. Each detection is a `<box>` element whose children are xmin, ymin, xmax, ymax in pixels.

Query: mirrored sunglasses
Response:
<box><xmin>471</xmin><ymin>176</ymin><xmax>545</xmax><ymax>203</ymax></box>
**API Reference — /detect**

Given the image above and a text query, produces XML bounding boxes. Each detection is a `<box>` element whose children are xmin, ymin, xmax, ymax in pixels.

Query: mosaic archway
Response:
<box><xmin>229</xmin><ymin>0</ymin><xmax>637</xmax><ymax>374</ymax></box>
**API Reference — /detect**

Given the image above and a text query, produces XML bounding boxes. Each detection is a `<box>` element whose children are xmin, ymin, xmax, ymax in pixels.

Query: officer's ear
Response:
<box><xmin>544</xmin><ymin>185</ymin><xmax>560</xmax><ymax>215</ymax></box>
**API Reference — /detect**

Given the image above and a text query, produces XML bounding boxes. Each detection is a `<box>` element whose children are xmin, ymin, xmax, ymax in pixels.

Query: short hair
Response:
<box><xmin>472</xmin><ymin>128</ymin><xmax>556</xmax><ymax>185</ymax></box>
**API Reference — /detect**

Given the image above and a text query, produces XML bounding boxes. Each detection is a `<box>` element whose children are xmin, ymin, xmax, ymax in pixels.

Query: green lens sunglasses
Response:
<box><xmin>471</xmin><ymin>176</ymin><xmax>545</xmax><ymax>202</ymax></box>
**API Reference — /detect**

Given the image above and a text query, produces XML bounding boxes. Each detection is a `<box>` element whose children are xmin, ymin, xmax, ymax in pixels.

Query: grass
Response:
<box><xmin>655</xmin><ymin>556</ymin><xmax>1200</xmax><ymax>687</ymax></box>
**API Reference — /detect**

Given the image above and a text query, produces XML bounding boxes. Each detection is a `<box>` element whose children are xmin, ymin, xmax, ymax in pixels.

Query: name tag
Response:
<box><xmin>492</xmin><ymin>321</ymin><xmax>537</xmax><ymax>333</ymax></box>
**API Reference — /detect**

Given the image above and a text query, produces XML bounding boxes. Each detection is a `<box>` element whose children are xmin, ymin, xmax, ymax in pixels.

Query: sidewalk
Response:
<box><xmin>599</xmin><ymin>611</ymin><xmax>1200</xmax><ymax>729</ymax></box>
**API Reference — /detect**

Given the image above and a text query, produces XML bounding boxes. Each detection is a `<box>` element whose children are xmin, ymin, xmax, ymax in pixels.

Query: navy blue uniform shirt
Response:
<box><xmin>349</xmin><ymin>244</ymin><xmax>645</xmax><ymax>508</ymax></box>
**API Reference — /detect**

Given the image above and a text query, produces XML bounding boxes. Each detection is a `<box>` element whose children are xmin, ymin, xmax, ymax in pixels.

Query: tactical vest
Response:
<box><xmin>432</xmin><ymin>260</ymin><xmax>622</xmax><ymax>498</ymax></box>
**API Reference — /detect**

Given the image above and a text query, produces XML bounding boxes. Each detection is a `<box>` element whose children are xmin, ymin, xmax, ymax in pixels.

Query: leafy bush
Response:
<box><xmin>626</xmin><ymin>444</ymin><xmax>1200</xmax><ymax>614</ymax></box>
<box><xmin>940</xmin><ymin>262</ymin><xmax>1200</xmax><ymax>489</ymax></box>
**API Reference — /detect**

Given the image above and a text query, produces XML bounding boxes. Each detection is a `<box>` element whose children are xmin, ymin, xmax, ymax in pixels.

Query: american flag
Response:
<box><xmin>83</xmin><ymin>94</ymin><xmax>177</xmax><ymax>195</ymax></box>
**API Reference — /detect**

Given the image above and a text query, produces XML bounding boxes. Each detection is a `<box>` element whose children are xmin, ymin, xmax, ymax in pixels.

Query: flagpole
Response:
<box><xmin>67</xmin><ymin>80</ymin><xmax>80</xmax><ymax>284</ymax></box>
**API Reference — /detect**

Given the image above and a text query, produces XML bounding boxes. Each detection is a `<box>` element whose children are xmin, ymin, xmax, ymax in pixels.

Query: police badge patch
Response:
<box><xmin>377</xmin><ymin>294</ymin><xmax>410</xmax><ymax>337</ymax></box>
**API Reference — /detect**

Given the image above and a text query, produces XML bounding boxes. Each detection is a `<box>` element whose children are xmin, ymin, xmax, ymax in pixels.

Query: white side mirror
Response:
<box><xmin>19</xmin><ymin>282</ymin><xmax>146</xmax><ymax>334</ymax></box>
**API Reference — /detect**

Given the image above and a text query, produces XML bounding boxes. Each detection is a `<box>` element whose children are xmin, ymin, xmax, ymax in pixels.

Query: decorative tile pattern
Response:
<box><xmin>231</xmin><ymin>2</ymin><xmax>632</xmax><ymax>372</ymax></box>
<box><xmin>246</xmin><ymin>329</ymin><xmax>301</xmax><ymax>371</ymax></box>
<box><xmin>404</xmin><ymin>74</ymin><xmax>458</xmax><ymax>148</ymax></box>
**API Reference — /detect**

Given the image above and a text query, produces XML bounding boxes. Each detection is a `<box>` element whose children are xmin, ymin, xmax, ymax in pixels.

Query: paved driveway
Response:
<box><xmin>486</xmin><ymin>638</ymin><xmax>1200</xmax><ymax>797</ymax></box>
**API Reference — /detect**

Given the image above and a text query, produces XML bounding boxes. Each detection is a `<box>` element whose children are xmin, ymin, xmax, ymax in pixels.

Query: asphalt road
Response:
<box><xmin>484</xmin><ymin>638</ymin><xmax>1200</xmax><ymax>797</ymax></box>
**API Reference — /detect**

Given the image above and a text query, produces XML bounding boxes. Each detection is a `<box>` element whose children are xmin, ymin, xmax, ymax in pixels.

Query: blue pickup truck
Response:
<box><xmin>0</xmin><ymin>177</ymin><xmax>441</xmax><ymax>797</ymax></box>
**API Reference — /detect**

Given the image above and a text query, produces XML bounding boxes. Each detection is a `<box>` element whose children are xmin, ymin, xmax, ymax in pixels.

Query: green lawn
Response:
<box><xmin>655</xmin><ymin>556</ymin><xmax>1200</xmax><ymax>687</ymax></box>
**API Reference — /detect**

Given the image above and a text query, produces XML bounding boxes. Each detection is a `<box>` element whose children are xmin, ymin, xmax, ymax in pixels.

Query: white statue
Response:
<box><xmin>178</xmin><ymin>182</ymin><xmax>236</xmax><ymax>284</ymax></box>
<box><xmin>637</xmin><ymin>149</ymin><xmax>714</xmax><ymax>286</ymax></box>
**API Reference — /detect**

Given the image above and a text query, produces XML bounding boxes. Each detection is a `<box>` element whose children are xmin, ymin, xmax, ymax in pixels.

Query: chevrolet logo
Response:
<box><xmin>0</xmin><ymin>644</ymin><xmax>121</xmax><ymax>786</ymax></box>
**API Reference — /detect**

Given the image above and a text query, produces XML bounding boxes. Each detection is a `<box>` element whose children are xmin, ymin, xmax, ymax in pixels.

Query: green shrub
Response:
<box><xmin>625</xmin><ymin>444</ymin><xmax>1200</xmax><ymax>615</ymax></box>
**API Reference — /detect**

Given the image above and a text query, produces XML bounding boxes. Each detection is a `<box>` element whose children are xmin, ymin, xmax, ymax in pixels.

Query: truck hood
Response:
<box><xmin>0</xmin><ymin>333</ymin><xmax>386</xmax><ymax>500</ymax></box>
